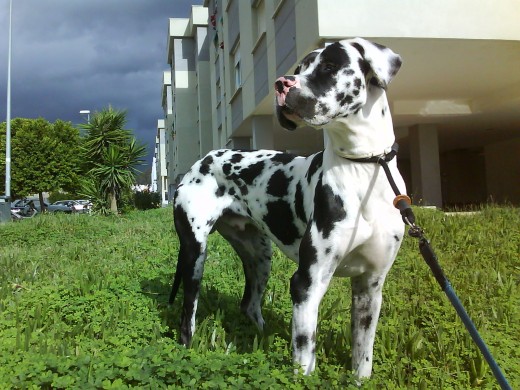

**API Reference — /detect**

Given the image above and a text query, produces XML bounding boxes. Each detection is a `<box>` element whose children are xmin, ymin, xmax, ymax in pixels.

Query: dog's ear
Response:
<box><xmin>349</xmin><ymin>38</ymin><xmax>402</xmax><ymax>89</ymax></box>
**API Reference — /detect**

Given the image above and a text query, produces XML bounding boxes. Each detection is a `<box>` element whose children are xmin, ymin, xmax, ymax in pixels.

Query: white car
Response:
<box><xmin>75</xmin><ymin>200</ymin><xmax>93</xmax><ymax>213</ymax></box>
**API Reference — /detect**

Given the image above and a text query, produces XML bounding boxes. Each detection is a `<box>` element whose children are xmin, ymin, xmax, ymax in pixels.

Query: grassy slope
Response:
<box><xmin>0</xmin><ymin>207</ymin><xmax>518</xmax><ymax>389</ymax></box>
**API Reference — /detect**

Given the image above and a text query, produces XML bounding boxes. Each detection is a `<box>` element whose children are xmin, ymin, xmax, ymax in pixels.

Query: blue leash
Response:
<box><xmin>418</xmin><ymin>236</ymin><xmax>512</xmax><ymax>390</ymax></box>
<box><xmin>373</xmin><ymin>156</ymin><xmax>512</xmax><ymax>390</ymax></box>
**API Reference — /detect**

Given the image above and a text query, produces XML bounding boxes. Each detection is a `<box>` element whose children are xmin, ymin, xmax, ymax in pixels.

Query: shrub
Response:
<box><xmin>134</xmin><ymin>190</ymin><xmax>161</xmax><ymax>210</ymax></box>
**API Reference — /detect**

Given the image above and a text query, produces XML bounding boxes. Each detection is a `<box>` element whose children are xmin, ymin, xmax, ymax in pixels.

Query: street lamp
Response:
<box><xmin>5</xmin><ymin>0</ymin><xmax>12</xmax><ymax>199</ymax></box>
<box><xmin>79</xmin><ymin>109</ymin><xmax>91</xmax><ymax>124</ymax></box>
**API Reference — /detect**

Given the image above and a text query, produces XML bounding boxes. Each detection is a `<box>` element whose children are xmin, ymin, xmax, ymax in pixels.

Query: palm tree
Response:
<box><xmin>81</xmin><ymin>107</ymin><xmax>146</xmax><ymax>213</ymax></box>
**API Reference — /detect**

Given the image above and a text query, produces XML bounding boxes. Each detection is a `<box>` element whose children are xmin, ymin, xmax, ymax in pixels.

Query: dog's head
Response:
<box><xmin>275</xmin><ymin>38</ymin><xmax>402</xmax><ymax>130</ymax></box>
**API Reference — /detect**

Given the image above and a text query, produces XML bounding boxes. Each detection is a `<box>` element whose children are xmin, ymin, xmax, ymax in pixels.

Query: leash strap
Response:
<box><xmin>346</xmin><ymin>143</ymin><xmax>415</xmax><ymax>225</ymax></box>
<box><xmin>348</xmin><ymin>146</ymin><xmax>512</xmax><ymax>389</ymax></box>
<box><xmin>418</xmin><ymin>237</ymin><xmax>512</xmax><ymax>390</ymax></box>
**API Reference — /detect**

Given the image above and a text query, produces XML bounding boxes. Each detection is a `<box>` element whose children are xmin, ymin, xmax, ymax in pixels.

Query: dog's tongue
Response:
<box><xmin>274</xmin><ymin>76</ymin><xmax>301</xmax><ymax>107</ymax></box>
<box><xmin>274</xmin><ymin>80</ymin><xmax>287</xmax><ymax>106</ymax></box>
<box><xmin>275</xmin><ymin>90</ymin><xmax>286</xmax><ymax>106</ymax></box>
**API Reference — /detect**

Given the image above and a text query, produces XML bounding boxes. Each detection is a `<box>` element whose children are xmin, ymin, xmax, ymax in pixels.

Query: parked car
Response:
<box><xmin>11</xmin><ymin>199</ymin><xmax>74</xmax><ymax>213</ymax></box>
<box><xmin>76</xmin><ymin>199</ymin><xmax>93</xmax><ymax>213</ymax></box>
<box><xmin>52</xmin><ymin>200</ymin><xmax>86</xmax><ymax>213</ymax></box>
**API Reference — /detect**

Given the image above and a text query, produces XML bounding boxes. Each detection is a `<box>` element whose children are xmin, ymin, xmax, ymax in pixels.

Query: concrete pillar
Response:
<box><xmin>409</xmin><ymin>124</ymin><xmax>442</xmax><ymax>207</ymax></box>
<box><xmin>228</xmin><ymin>137</ymin><xmax>251</xmax><ymax>149</ymax></box>
<box><xmin>252</xmin><ymin>116</ymin><xmax>274</xmax><ymax>149</ymax></box>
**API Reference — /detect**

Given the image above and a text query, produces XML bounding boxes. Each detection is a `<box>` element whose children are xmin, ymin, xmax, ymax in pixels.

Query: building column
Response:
<box><xmin>227</xmin><ymin>137</ymin><xmax>251</xmax><ymax>149</ymax></box>
<box><xmin>252</xmin><ymin>116</ymin><xmax>274</xmax><ymax>149</ymax></box>
<box><xmin>409</xmin><ymin>124</ymin><xmax>442</xmax><ymax>207</ymax></box>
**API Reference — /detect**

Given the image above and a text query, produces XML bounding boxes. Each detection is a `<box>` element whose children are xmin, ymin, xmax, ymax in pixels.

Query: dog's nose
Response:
<box><xmin>274</xmin><ymin>76</ymin><xmax>299</xmax><ymax>93</ymax></box>
<box><xmin>274</xmin><ymin>76</ymin><xmax>300</xmax><ymax>106</ymax></box>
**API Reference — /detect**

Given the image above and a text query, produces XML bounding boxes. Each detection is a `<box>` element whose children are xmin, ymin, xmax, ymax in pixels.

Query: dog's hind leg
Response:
<box><xmin>171</xmin><ymin>203</ymin><xmax>212</xmax><ymax>346</ymax></box>
<box><xmin>217</xmin><ymin>220</ymin><xmax>272</xmax><ymax>330</ymax></box>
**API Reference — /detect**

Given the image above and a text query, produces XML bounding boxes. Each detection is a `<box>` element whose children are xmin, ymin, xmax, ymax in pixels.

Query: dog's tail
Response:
<box><xmin>168</xmin><ymin>261</ymin><xmax>183</xmax><ymax>305</ymax></box>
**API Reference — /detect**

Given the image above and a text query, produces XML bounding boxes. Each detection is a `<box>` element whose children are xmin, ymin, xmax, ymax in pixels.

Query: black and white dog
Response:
<box><xmin>170</xmin><ymin>37</ymin><xmax>405</xmax><ymax>379</ymax></box>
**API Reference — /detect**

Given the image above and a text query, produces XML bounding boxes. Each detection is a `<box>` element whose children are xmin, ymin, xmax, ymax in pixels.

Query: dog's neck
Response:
<box><xmin>324</xmin><ymin>86</ymin><xmax>395</xmax><ymax>159</ymax></box>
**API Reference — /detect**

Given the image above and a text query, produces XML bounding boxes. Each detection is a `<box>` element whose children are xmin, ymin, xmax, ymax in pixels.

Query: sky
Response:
<box><xmin>0</xmin><ymin>0</ymin><xmax>203</xmax><ymax>169</ymax></box>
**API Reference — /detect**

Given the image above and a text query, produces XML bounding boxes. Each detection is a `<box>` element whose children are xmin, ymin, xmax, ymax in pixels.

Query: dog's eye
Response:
<box><xmin>322</xmin><ymin>62</ymin><xmax>337</xmax><ymax>72</ymax></box>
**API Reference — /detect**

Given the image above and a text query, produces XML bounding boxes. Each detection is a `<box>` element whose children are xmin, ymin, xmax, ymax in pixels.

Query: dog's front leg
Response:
<box><xmin>350</xmin><ymin>272</ymin><xmax>387</xmax><ymax>379</ymax></box>
<box><xmin>290</xmin><ymin>225</ymin><xmax>334</xmax><ymax>375</ymax></box>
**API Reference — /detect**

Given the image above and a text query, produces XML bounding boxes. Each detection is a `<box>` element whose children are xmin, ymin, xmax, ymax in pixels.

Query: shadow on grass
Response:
<box><xmin>139</xmin><ymin>276</ymin><xmax>290</xmax><ymax>354</ymax></box>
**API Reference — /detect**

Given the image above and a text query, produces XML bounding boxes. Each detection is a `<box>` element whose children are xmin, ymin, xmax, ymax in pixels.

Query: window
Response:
<box><xmin>252</xmin><ymin>0</ymin><xmax>266</xmax><ymax>43</ymax></box>
<box><xmin>232</xmin><ymin>43</ymin><xmax>241</xmax><ymax>91</ymax></box>
<box><xmin>216</xmin><ymin>78</ymin><xmax>222</xmax><ymax>105</ymax></box>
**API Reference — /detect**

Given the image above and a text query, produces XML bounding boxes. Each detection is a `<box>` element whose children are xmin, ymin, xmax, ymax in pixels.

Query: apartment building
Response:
<box><xmin>160</xmin><ymin>0</ymin><xmax>520</xmax><ymax>207</ymax></box>
<box><xmin>154</xmin><ymin>119</ymin><xmax>168</xmax><ymax>205</ymax></box>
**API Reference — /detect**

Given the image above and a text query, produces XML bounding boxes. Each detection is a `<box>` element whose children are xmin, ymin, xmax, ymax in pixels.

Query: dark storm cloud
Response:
<box><xmin>0</xmin><ymin>0</ymin><xmax>203</xmax><ymax>166</ymax></box>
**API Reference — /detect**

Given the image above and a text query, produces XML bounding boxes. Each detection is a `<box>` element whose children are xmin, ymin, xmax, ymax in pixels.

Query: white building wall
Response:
<box><xmin>166</xmin><ymin>9</ymin><xmax>210</xmax><ymax>193</ymax></box>
<box><xmin>154</xmin><ymin>119</ymin><xmax>168</xmax><ymax>206</ymax></box>
<box><xmin>315</xmin><ymin>0</ymin><xmax>520</xmax><ymax>41</ymax></box>
<box><xmin>179</xmin><ymin>0</ymin><xmax>520</xmax><ymax>206</ymax></box>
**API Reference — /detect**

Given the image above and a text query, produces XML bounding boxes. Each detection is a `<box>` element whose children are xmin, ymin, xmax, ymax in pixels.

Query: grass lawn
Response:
<box><xmin>0</xmin><ymin>206</ymin><xmax>518</xmax><ymax>389</ymax></box>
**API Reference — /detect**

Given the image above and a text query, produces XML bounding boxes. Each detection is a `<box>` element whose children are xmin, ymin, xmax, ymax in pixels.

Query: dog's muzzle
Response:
<box><xmin>275</xmin><ymin>76</ymin><xmax>302</xmax><ymax>130</ymax></box>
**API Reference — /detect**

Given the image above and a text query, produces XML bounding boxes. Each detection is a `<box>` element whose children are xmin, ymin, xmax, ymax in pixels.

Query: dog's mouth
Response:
<box><xmin>275</xmin><ymin>77</ymin><xmax>303</xmax><ymax>130</ymax></box>
<box><xmin>274</xmin><ymin>77</ymin><xmax>331</xmax><ymax>130</ymax></box>
<box><xmin>276</xmin><ymin>103</ymin><xmax>300</xmax><ymax>131</ymax></box>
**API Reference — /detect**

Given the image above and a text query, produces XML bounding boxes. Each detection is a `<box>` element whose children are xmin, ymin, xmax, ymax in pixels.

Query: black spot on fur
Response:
<box><xmin>295</xmin><ymin>51</ymin><xmax>319</xmax><ymax>75</ymax></box>
<box><xmin>313</xmin><ymin>179</ymin><xmax>346</xmax><ymax>239</ymax></box>
<box><xmin>318</xmin><ymin>102</ymin><xmax>328</xmax><ymax>115</ymax></box>
<box><xmin>340</xmin><ymin>94</ymin><xmax>354</xmax><ymax>106</ymax></box>
<box><xmin>239</xmin><ymin>161</ymin><xmax>265</xmax><ymax>185</ymax></box>
<box><xmin>290</xmin><ymin>225</ymin><xmax>316</xmax><ymax>304</ymax></box>
<box><xmin>263</xmin><ymin>199</ymin><xmax>299</xmax><ymax>245</ymax></box>
<box><xmin>306</xmin><ymin>42</ymin><xmax>350</xmax><ymax>98</ymax></box>
<box><xmin>267</xmin><ymin>170</ymin><xmax>289</xmax><ymax>198</ymax></box>
<box><xmin>351</xmin><ymin>103</ymin><xmax>362</xmax><ymax>113</ymax></box>
<box><xmin>215</xmin><ymin>185</ymin><xmax>226</xmax><ymax>197</ymax></box>
<box><xmin>390</xmin><ymin>56</ymin><xmax>402</xmax><ymax>77</ymax></box>
<box><xmin>228</xmin><ymin>187</ymin><xmax>236</xmax><ymax>196</ymax></box>
<box><xmin>199</xmin><ymin>155</ymin><xmax>213</xmax><ymax>175</ymax></box>
<box><xmin>358</xmin><ymin>58</ymin><xmax>370</xmax><ymax>77</ymax></box>
<box><xmin>294</xmin><ymin>182</ymin><xmax>307</xmax><ymax>224</ymax></box>
<box><xmin>306</xmin><ymin>152</ymin><xmax>323</xmax><ymax>184</ymax></box>
<box><xmin>270</xmin><ymin>153</ymin><xmax>296</xmax><ymax>165</ymax></box>
<box><xmin>215</xmin><ymin>150</ymin><xmax>226</xmax><ymax>157</ymax></box>
<box><xmin>360</xmin><ymin>315</ymin><xmax>373</xmax><ymax>331</ymax></box>
<box><xmin>223</xmin><ymin>163</ymin><xmax>232</xmax><ymax>176</ymax></box>
<box><xmin>173</xmin><ymin>205</ymin><xmax>202</xmax><ymax>285</ymax></box>
<box><xmin>230</xmin><ymin>153</ymin><xmax>243</xmax><ymax>163</ymax></box>
<box><xmin>295</xmin><ymin>335</ymin><xmax>309</xmax><ymax>349</ymax></box>
<box><xmin>239</xmin><ymin>185</ymin><xmax>249</xmax><ymax>195</ymax></box>
<box><xmin>351</xmin><ymin>42</ymin><xmax>365</xmax><ymax>56</ymax></box>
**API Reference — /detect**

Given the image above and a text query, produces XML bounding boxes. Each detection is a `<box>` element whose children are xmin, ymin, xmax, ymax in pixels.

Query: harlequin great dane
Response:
<box><xmin>170</xmin><ymin>37</ymin><xmax>405</xmax><ymax>379</ymax></box>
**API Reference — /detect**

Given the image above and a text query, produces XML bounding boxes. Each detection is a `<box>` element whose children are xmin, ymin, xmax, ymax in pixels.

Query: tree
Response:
<box><xmin>81</xmin><ymin>107</ymin><xmax>146</xmax><ymax>213</ymax></box>
<box><xmin>0</xmin><ymin>118</ymin><xmax>82</xmax><ymax>208</ymax></box>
